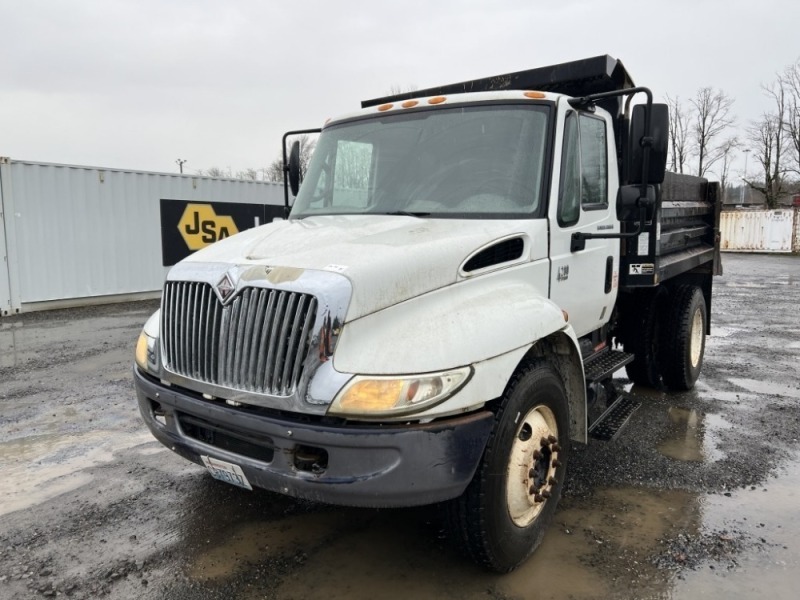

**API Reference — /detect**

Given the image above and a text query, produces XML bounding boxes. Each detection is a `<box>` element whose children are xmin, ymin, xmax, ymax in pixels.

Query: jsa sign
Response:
<box><xmin>179</xmin><ymin>203</ymin><xmax>239</xmax><ymax>249</ymax></box>
<box><xmin>160</xmin><ymin>199</ymin><xmax>284</xmax><ymax>266</ymax></box>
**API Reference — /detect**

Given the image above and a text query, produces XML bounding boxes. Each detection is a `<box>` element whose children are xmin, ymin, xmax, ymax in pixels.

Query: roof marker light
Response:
<box><xmin>401</xmin><ymin>100</ymin><xmax>419</xmax><ymax>108</ymax></box>
<box><xmin>428</xmin><ymin>96</ymin><xmax>447</xmax><ymax>105</ymax></box>
<box><xmin>524</xmin><ymin>91</ymin><xmax>546</xmax><ymax>99</ymax></box>
<box><xmin>378</xmin><ymin>103</ymin><xmax>393</xmax><ymax>112</ymax></box>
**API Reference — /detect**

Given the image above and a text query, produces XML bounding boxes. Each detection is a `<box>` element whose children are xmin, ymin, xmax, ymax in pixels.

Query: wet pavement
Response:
<box><xmin>1</xmin><ymin>252</ymin><xmax>799</xmax><ymax>599</ymax></box>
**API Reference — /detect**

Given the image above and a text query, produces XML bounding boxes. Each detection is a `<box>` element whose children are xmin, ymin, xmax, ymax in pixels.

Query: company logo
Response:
<box><xmin>178</xmin><ymin>203</ymin><xmax>239</xmax><ymax>251</ymax></box>
<box><xmin>215</xmin><ymin>273</ymin><xmax>236</xmax><ymax>304</ymax></box>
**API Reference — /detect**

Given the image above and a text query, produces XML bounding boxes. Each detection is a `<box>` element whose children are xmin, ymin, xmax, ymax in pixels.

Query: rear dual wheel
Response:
<box><xmin>660</xmin><ymin>285</ymin><xmax>707</xmax><ymax>391</ymax></box>
<box><xmin>622</xmin><ymin>289</ymin><xmax>665</xmax><ymax>388</ymax></box>
<box><xmin>622</xmin><ymin>285</ymin><xmax>707</xmax><ymax>391</ymax></box>
<box><xmin>447</xmin><ymin>359</ymin><xmax>569</xmax><ymax>572</ymax></box>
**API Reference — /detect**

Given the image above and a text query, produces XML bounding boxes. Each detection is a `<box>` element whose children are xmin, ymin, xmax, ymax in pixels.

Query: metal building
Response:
<box><xmin>0</xmin><ymin>158</ymin><xmax>284</xmax><ymax>316</ymax></box>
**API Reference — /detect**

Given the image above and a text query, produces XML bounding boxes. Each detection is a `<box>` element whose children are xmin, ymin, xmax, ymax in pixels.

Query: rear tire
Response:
<box><xmin>622</xmin><ymin>290</ymin><xmax>664</xmax><ymax>388</ymax></box>
<box><xmin>660</xmin><ymin>285</ymin><xmax>706</xmax><ymax>391</ymax></box>
<box><xmin>446</xmin><ymin>359</ymin><xmax>569</xmax><ymax>572</ymax></box>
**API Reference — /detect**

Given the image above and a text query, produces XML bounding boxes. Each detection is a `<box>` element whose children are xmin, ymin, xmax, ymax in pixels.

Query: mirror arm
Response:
<box><xmin>570</xmin><ymin>203</ymin><xmax>650</xmax><ymax>252</ymax></box>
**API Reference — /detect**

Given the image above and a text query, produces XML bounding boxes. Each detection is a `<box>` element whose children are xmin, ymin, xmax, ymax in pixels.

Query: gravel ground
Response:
<box><xmin>0</xmin><ymin>252</ymin><xmax>798</xmax><ymax>599</ymax></box>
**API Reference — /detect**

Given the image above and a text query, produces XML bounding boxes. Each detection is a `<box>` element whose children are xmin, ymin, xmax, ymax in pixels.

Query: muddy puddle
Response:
<box><xmin>675</xmin><ymin>456</ymin><xmax>800</xmax><ymax>600</ymax></box>
<box><xmin>658</xmin><ymin>407</ymin><xmax>729</xmax><ymax>463</ymax></box>
<box><xmin>0</xmin><ymin>429</ymin><xmax>155</xmax><ymax>516</ymax></box>
<box><xmin>177</xmin><ymin>462</ymin><xmax>800</xmax><ymax>600</ymax></box>
<box><xmin>177</xmin><ymin>391</ymin><xmax>798</xmax><ymax>599</ymax></box>
<box><xmin>0</xmin><ymin>322</ymin><xmax>26</xmax><ymax>368</ymax></box>
<box><xmin>728</xmin><ymin>378</ymin><xmax>800</xmax><ymax>399</ymax></box>
<box><xmin>180</xmin><ymin>485</ymin><xmax>702</xmax><ymax>600</ymax></box>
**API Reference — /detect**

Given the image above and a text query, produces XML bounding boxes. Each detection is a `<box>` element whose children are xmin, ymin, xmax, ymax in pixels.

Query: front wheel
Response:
<box><xmin>446</xmin><ymin>359</ymin><xmax>570</xmax><ymax>572</ymax></box>
<box><xmin>660</xmin><ymin>285</ymin><xmax>707</xmax><ymax>391</ymax></box>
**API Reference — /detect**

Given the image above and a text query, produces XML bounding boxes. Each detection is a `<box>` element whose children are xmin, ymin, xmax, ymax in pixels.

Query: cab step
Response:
<box><xmin>583</xmin><ymin>349</ymin><xmax>634</xmax><ymax>383</ymax></box>
<box><xmin>588</xmin><ymin>393</ymin><xmax>641</xmax><ymax>442</ymax></box>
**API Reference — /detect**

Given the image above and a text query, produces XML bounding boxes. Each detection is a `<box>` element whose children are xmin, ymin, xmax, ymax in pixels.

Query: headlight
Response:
<box><xmin>328</xmin><ymin>366</ymin><xmax>471</xmax><ymax>417</ymax></box>
<box><xmin>135</xmin><ymin>310</ymin><xmax>160</xmax><ymax>374</ymax></box>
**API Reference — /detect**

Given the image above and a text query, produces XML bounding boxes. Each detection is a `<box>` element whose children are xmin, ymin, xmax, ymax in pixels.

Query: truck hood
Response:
<box><xmin>184</xmin><ymin>215</ymin><xmax>531</xmax><ymax>320</ymax></box>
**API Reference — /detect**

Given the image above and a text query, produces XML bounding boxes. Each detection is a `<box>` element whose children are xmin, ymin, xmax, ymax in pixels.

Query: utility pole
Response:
<box><xmin>740</xmin><ymin>149</ymin><xmax>750</xmax><ymax>205</ymax></box>
<box><xmin>176</xmin><ymin>159</ymin><xmax>187</xmax><ymax>174</ymax></box>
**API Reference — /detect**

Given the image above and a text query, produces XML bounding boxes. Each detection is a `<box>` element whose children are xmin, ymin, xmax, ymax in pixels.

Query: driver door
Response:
<box><xmin>548</xmin><ymin>107</ymin><xmax>619</xmax><ymax>339</ymax></box>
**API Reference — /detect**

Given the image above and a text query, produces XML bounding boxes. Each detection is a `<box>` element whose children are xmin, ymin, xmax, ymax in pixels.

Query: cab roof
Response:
<box><xmin>327</xmin><ymin>89</ymin><xmax>560</xmax><ymax>127</ymax></box>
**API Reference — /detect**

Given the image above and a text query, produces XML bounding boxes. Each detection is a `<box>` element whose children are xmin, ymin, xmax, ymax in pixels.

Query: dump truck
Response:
<box><xmin>134</xmin><ymin>55</ymin><xmax>721</xmax><ymax>572</ymax></box>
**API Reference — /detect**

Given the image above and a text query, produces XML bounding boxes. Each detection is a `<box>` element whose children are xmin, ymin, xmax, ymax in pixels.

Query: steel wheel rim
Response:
<box><xmin>506</xmin><ymin>404</ymin><xmax>559</xmax><ymax>527</ymax></box>
<box><xmin>690</xmin><ymin>307</ymin><xmax>703</xmax><ymax>368</ymax></box>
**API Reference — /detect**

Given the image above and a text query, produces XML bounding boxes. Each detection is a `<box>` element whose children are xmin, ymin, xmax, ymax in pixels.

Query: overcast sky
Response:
<box><xmin>1</xmin><ymin>0</ymin><xmax>798</xmax><ymax>180</ymax></box>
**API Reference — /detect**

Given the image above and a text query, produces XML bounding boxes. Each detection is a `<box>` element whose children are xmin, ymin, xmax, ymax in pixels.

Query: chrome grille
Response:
<box><xmin>162</xmin><ymin>281</ymin><xmax>318</xmax><ymax>396</ymax></box>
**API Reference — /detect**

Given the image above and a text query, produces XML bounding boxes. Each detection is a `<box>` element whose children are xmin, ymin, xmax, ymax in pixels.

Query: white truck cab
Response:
<box><xmin>134</xmin><ymin>56</ymin><xmax>721</xmax><ymax>572</ymax></box>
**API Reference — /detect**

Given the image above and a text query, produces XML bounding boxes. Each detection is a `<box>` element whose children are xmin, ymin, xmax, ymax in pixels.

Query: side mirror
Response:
<box><xmin>627</xmin><ymin>103</ymin><xmax>668</xmax><ymax>185</ymax></box>
<box><xmin>288</xmin><ymin>140</ymin><xmax>301</xmax><ymax>197</ymax></box>
<box><xmin>617</xmin><ymin>184</ymin><xmax>656</xmax><ymax>222</ymax></box>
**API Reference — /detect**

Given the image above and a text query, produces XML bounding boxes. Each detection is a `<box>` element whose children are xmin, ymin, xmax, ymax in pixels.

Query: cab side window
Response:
<box><xmin>558</xmin><ymin>113</ymin><xmax>581</xmax><ymax>226</ymax></box>
<box><xmin>579</xmin><ymin>115</ymin><xmax>607</xmax><ymax>207</ymax></box>
<box><xmin>558</xmin><ymin>112</ymin><xmax>608</xmax><ymax>226</ymax></box>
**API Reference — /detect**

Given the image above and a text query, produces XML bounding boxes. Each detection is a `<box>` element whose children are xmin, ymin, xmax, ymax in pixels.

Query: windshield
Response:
<box><xmin>290</xmin><ymin>104</ymin><xmax>551</xmax><ymax>219</ymax></box>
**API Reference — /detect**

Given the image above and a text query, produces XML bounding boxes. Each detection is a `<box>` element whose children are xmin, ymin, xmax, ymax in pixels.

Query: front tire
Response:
<box><xmin>660</xmin><ymin>285</ymin><xmax>707</xmax><ymax>391</ymax></box>
<box><xmin>446</xmin><ymin>359</ymin><xmax>570</xmax><ymax>572</ymax></box>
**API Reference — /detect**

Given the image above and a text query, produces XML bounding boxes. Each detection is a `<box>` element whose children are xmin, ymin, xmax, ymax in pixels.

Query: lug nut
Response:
<box><xmin>548</xmin><ymin>477</ymin><xmax>558</xmax><ymax>486</ymax></box>
<box><xmin>529</xmin><ymin>485</ymin><xmax>537</xmax><ymax>495</ymax></box>
<box><xmin>553</xmin><ymin>459</ymin><xmax>562</xmax><ymax>468</ymax></box>
<box><xmin>541</xmin><ymin>490</ymin><xmax>552</xmax><ymax>499</ymax></box>
<box><xmin>552</xmin><ymin>444</ymin><xmax>561</xmax><ymax>453</ymax></box>
<box><xmin>533</xmin><ymin>450</ymin><xmax>541</xmax><ymax>460</ymax></box>
<box><xmin>534</xmin><ymin>494</ymin><xmax>544</xmax><ymax>503</ymax></box>
<box><xmin>540</xmin><ymin>437</ymin><xmax>549</xmax><ymax>447</ymax></box>
<box><xmin>528</xmin><ymin>468</ymin><xmax>536</xmax><ymax>478</ymax></box>
<box><xmin>548</xmin><ymin>435</ymin><xmax>557</xmax><ymax>444</ymax></box>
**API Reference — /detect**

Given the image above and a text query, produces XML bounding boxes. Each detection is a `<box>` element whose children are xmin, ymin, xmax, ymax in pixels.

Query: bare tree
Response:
<box><xmin>666</xmin><ymin>94</ymin><xmax>691</xmax><ymax>173</ymax></box>
<box><xmin>295</xmin><ymin>134</ymin><xmax>317</xmax><ymax>177</ymax></box>
<box><xmin>690</xmin><ymin>88</ymin><xmax>735</xmax><ymax>177</ymax></box>
<box><xmin>713</xmin><ymin>137</ymin><xmax>739</xmax><ymax>203</ymax></box>
<box><xmin>781</xmin><ymin>58</ymin><xmax>800</xmax><ymax>177</ymax></box>
<box><xmin>264</xmin><ymin>158</ymin><xmax>284</xmax><ymax>183</ymax></box>
<box><xmin>746</xmin><ymin>108</ymin><xmax>787</xmax><ymax>209</ymax></box>
<box><xmin>196</xmin><ymin>166</ymin><xmax>231</xmax><ymax>178</ymax></box>
<box><xmin>235</xmin><ymin>168</ymin><xmax>260</xmax><ymax>181</ymax></box>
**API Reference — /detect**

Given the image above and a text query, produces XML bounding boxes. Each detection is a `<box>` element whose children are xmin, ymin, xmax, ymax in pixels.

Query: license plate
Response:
<box><xmin>201</xmin><ymin>455</ymin><xmax>252</xmax><ymax>490</ymax></box>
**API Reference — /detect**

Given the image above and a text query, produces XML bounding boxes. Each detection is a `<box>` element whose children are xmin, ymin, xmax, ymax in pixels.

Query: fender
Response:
<box><xmin>333</xmin><ymin>260</ymin><xmax>586</xmax><ymax>426</ymax></box>
<box><xmin>334</xmin><ymin>259</ymin><xmax>571</xmax><ymax>375</ymax></box>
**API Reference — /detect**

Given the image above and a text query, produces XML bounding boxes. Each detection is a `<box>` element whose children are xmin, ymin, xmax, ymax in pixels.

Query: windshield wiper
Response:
<box><xmin>382</xmin><ymin>210</ymin><xmax>431</xmax><ymax>217</ymax></box>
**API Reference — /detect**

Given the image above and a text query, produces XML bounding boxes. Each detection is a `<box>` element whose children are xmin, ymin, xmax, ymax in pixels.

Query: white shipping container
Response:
<box><xmin>720</xmin><ymin>209</ymin><xmax>795</xmax><ymax>253</ymax></box>
<box><xmin>0</xmin><ymin>158</ymin><xmax>285</xmax><ymax>316</ymax></box>
<box><xmin>795</xmin><ymin>209</ymin><xmax>800</xmax><ymax>252</ymax></box>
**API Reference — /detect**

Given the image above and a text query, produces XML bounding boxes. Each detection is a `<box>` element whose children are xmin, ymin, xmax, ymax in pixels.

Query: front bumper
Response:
<box><xmin>134</xmin><ymin>368</ymin><xmax>494</xmax><ymax>507</ymax></box>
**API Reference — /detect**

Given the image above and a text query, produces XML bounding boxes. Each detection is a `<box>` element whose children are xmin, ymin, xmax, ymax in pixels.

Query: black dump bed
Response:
<box><xmin>620</xmin><ymin>172</ymin><xmax>722</xmax><ymax>288</ymax></box>
<box><xmin>362</xmin><ymin>55</ymin><xmax>635</xmax><ymax>119</ymax></box>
